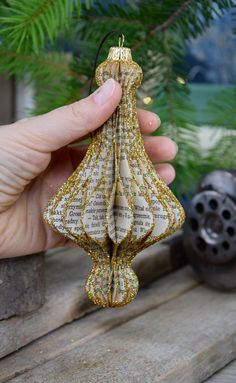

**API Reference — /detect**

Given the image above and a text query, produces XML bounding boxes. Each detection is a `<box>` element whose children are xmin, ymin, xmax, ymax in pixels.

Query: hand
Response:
<box><xmin>0</xmin><ymin>79</ymin><xmax>177</xmax><ymax>258</ymax></box>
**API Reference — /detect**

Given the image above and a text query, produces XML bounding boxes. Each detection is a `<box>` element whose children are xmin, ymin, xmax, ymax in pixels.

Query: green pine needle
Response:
<box><xmin>0</xmin><ymin>0</ymin><xmax>90</xmax><ymax>53</ymax></box>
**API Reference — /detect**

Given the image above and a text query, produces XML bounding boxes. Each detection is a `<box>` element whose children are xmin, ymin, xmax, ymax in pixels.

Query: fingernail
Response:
<box><xmin>93</xmin><ymin>79</ymin><xmax>116</xmax><ymax>106</ymax></box>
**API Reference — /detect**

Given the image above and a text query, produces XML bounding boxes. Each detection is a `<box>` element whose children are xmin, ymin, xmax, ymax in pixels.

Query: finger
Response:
<box><xmin>154</xmin><ymin>163</ymin><xmax>176</xmax><ymax>185</ymax></box>
<box><xmin>137</xmin><ymin>109</ymin><xmax>161</xmax><ymax>134</ymax></box>
<box><xmin>68</xmin><ymin>137</ymin><xmax>178</xmax><ymax>170</ymax></box>
<box><xmin>70</xmin><ymin>108</ymin><xmax>161</xmax><ymax>143</ymax></box>
<box><xmin>8</xmin><ymin>79</ymin><xmax>122</xmax><ymax>153</ymax></box>
<box><xmin>62</xmin><ymin>146</ymin><xmax>176</xmax><ymax>187</ymax></box>
<box><xmin>143</xmin><ymin>136</ymin><xmax>178</xmax><ymax>163</ymax></box>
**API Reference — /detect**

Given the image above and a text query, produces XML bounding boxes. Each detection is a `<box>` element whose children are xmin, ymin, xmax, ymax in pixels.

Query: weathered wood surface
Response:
<box><xmin>0</xmin><ymin>242</ymin><xmax>175</xmax><ymax>359</ymax></box>
<box><xmin>0</xmin><ymin>253</ymin><xmax>45</xmax><ymax>320</ymax></box>
<box><xmin>0</xmin><ymin>247</ymin><xmax>92</xmax><ymax>359</ymax></box>
<box><xmin>0</xmin><ymin>267</ymin><xmax>199</xmax><ymax>382</ymax></box>
<box><xmin>205</xmin><ymin>360</ymin><xmax>236</xmax><ymax>382</ymax></box>
<box><xmin>6</xmin><ymin>274</ymin><xmax>236</xmax><ymax>383</ymax></box>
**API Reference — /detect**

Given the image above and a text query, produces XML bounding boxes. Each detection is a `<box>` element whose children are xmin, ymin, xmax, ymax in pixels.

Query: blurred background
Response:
<box><xmin>1</xmin><ymin>3</ymin><xmax>236</xmax><ymax>372</ymax></box>
<box><xmin>0</xmin><ymin>0</ymin><xmax>235</xmax><ymax>196</ymax></box>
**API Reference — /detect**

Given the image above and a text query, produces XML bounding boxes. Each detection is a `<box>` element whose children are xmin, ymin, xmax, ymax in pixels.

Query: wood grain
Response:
<box><xmin>0</xmin><ymin>242</ymin><xmax>174</xmax><ymax>359</ymax></box>
<box><xmin>205</xmin><ymin>360</ymin><xmax>236</xmax><ymax>382</ymax></box>
<box><xmin>0</xmin><ymin>267</ymin><xmax>198</xmax><ymax>382</ymax></box>
<box><xmin>7</xmin><ymin>279</ymin><xmax>236</xmax><ymax>383</ymax></box>
<box><xmin>0</xmin><ymin>248</ymin><xmax>93</xmax><ymax>359</ymax></box>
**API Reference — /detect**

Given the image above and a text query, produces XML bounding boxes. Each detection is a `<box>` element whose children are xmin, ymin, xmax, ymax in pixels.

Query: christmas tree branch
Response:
<box><xmin>22</xmin><ymin>0</ymin><xmax>55</xmax><ymax>27</ymax></box>
<box><xmin>0</xmin><ymin>0</ymin><xmax>84</xmax><ymax>53</ymax></box>
<box><xmin>132</xmin><ymin>0</ymin><xmax>193</xmax><ymax>50</ymax></box>
<box><xmin>0</xmin><ymin>48</ymin><xmax>81</xmax><ymax>81</ymax></box>
<box><xmin>163</xmin><ymin>30</ymin><xmax>176</xmax><ymax>131</ymax></box>
<box><xmin>85</xmin><ymin>15</ymin><xmax>143</xmax><ymax>26</ymax></box>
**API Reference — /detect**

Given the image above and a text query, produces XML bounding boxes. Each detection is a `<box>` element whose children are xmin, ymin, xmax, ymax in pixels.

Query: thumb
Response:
<box><xmin>10</xmin><ymin>79</ymin><xmax>122</xmax><ymax>152</ymax></box>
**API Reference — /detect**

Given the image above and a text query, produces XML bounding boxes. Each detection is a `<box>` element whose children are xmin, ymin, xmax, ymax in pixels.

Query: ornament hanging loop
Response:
<box><xmin>88</xmin><ymin>30</ymin><xmax>124</xmax><ymax>96</ymax></box>
<box><xmin>118</xmin><ymin>34</ymin><xmax>125</xmax><ymax>48</ymax></box>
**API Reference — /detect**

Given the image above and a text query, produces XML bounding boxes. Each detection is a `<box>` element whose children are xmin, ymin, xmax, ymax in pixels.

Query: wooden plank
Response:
<box><xmin>0</xmin><ymin>242</ymin><xmax>176</xmax><ymax>359</ymax></box>
<box><xmin>205</xmin><ymin>360</ymin><xmax>236</xmax><ymax>382</ymax></box>
<box><xmin>7</xmin><ymin>279</ymin><xmax>236</xmax><ymax>383</ymax></box>
<box><xmin>0</xmin><ymin>248</ymin><xmax>92</xmax><ymax>359</ymax></box>
<box><xmin>0</xmin><ymin>267</ymin><xmax>199</xmax><ymax>382</ymax></box>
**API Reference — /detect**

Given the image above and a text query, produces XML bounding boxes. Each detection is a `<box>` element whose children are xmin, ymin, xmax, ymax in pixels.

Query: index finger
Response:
<box><xmin>137</xmin><ymin>109</ymin><xmax>161</xmax><ymax>134</ymax></box>
<box><xmin>72</xmin><ymin>108</ymin><xmax>161</xmax><ymax>144</ymax></box>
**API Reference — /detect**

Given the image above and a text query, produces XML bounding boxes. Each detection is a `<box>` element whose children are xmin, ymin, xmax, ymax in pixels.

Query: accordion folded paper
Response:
<box><xmin>44</xmin><ymin>45</ymin><xmax>185</xmax><ymax>308</ymax></box>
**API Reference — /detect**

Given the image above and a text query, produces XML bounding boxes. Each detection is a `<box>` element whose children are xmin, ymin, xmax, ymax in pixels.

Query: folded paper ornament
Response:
<box><xmin>44</xmin><ymin>43</ymin><xmax>185</xmax><ymax>308</ymax></box>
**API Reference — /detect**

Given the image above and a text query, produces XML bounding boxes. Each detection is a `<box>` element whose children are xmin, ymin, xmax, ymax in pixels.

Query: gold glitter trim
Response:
<box><xmin>44</xmin><ymin>46</ymin><xmax>185</xmax><ymax>308</ymax></box>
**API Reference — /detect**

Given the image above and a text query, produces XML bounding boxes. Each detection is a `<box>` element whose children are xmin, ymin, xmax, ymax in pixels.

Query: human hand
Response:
<box><xmin>0</xmin><ymin>79</ymin><xmax>177</xmax><ymax>258</ymax></box>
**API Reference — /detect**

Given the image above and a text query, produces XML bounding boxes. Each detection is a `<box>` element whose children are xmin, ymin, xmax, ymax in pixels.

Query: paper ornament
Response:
<box><xmin>44</xmin><ymin>44</ymin><xmax>185</xmax><ymax>308</ymax></box>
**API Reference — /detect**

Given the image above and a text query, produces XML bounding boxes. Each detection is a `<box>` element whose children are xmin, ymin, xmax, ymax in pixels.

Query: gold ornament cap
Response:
<box><xmin>107</xmin><ymin>47</ymin><xmax>132</xmax><ymax>61</ymax></box>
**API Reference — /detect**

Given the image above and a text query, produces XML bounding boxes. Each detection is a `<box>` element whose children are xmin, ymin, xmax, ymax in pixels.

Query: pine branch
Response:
<box><xmin>207</xmin><ymin>131</ymin><xmax>236</xmax><ymax>170</ymax></box>
<box><xmin>132</xmin><ymin>0</ymin><xmax>193</xmax><ymax>50</ymax></box>
<box><xmin>0</xmin><ymin>47</ymin><xmax>81</xmax><ymax>82</ymax></box>
<box><xmin>132</xmin><ymin>0</ymin><xmax>234</xmax><ymax>50</ymax></box>
<box><xmin>207</xmin><ymin>87</ymin><xmax>236</xmax><ymax>128</ymax></box>
<box><xmin>0</xmin><ymin>0</ymin><xmax>88</xmax><ymax>53</ymax></box>
<box><xmin>162</xmin><ymin>30</ymin><xmax>175</xmax><ymax>130</ymax></box>
<box><xmin>205</xmin><ymin>86</ymin><xmax>236</xmax><ymax>172</ymax></box>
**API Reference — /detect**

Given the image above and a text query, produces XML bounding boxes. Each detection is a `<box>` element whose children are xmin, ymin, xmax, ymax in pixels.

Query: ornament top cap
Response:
<box><xmin>107</xmin><ymin>47</ymin><xmax>132</xmax><ymax>61</ymax></box>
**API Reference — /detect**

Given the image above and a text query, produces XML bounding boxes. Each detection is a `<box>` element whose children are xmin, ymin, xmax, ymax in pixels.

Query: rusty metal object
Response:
<box><xmin>183</xmin><ymin>170</ymin><xmax>236</xmax><ymax>290</ymax></box>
